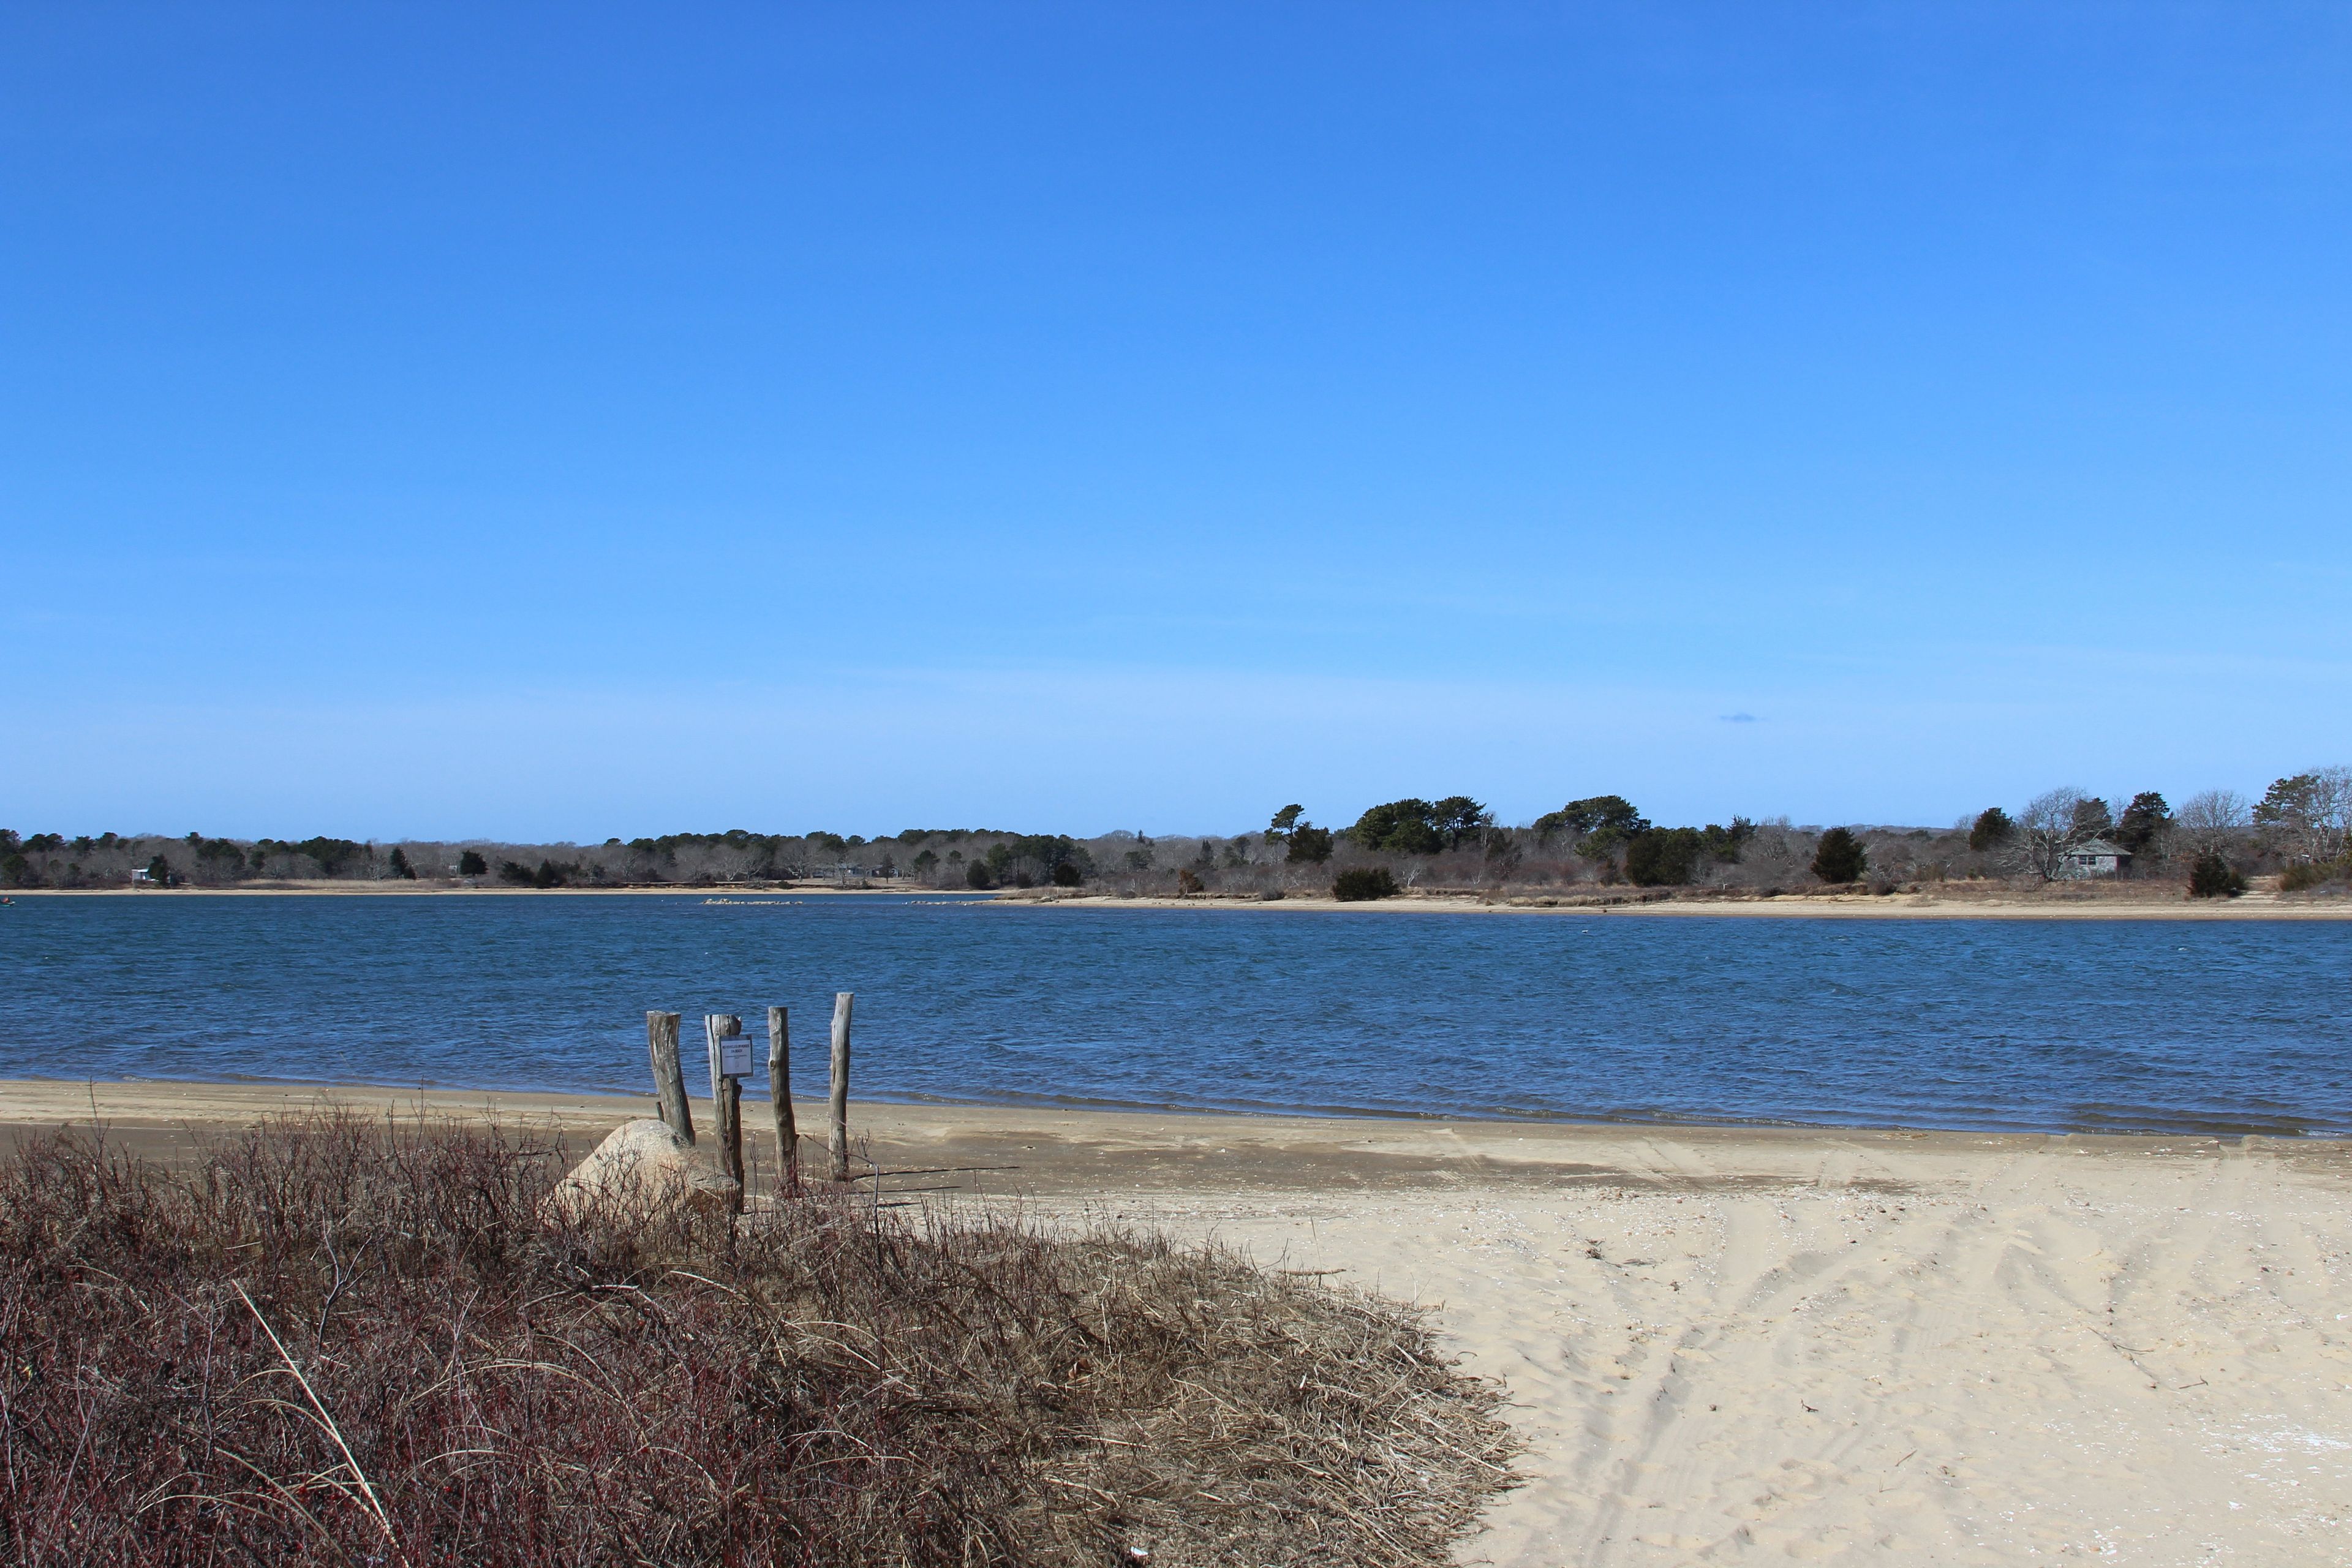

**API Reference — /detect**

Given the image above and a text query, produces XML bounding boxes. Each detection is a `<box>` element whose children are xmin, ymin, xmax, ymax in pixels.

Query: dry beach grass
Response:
<box><xmin>0</xmin><ymin>1114</ymin><xmax>1515</xmax><ymax>1566</ymax></box>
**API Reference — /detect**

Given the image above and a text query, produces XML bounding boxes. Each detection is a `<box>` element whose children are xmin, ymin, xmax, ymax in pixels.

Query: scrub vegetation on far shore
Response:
<box><xmin>0</xmin><ymin>1116</ymin><xmax>1516</xmax><ymax>1567</ymax></box>
<box><xmin>4</xmin><ymin>767</ymin><xmax>2346</xmax><ymax>902</ymax></box>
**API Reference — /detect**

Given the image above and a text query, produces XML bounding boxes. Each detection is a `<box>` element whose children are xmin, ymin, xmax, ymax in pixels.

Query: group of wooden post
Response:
<box><xmin>645</xmin><ymin>993</ymin><xmax>853</xmax><ymax>1200</ymax></box>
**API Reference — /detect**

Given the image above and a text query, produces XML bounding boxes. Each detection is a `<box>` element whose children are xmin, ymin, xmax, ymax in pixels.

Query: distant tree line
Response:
<box><xmin>1951</xmin><ymin>771</ymin><xmax>2352</xmax><ymax>897</ymax></box>
<box><xmin>4</xmin><ymin>766</ymin><xmax>2345</xmax><ymax>899</ymax></box>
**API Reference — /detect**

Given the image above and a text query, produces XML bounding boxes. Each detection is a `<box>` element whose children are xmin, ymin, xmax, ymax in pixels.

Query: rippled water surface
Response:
<box><xmin>4</xmin><ymin>894</ymin><xmax>2348</xmax><ymax>1134</ymax></box>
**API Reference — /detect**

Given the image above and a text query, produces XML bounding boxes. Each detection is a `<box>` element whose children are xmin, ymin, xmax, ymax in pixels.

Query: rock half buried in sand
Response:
<box><xmin>544</xmin><ymin>1118</ymin><xmax>740</xmax><ymax>1221</ymax></box>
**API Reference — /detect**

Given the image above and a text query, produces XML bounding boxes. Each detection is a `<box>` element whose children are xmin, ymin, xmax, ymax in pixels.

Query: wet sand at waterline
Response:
<box><xmin>6</xmin><ymin>1079</ymin><xmax>2348</xmax><ymax>1564</ymax></box>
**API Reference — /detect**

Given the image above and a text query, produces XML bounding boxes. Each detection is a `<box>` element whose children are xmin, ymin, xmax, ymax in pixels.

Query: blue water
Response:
<box><xmin>2</xmin><ymin>894</ymin><xmax>2346</xmax><ymax>1136</ymax></box>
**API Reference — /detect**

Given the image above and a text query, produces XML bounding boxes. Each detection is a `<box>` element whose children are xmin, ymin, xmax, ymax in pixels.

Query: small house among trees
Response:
<box><xmin>2059</xmin><ymin>837</ymin><xmax>2132</xmax><ymax>879</ymax></box>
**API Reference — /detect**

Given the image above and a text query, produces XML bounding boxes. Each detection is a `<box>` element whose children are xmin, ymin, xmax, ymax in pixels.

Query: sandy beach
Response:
<box><xmin>993</xmin><ymin>887</ymin><xmax>2352</xmax><ymax>920</ymax></box>
<box><xmin>5</xmin><ymin>1078</ymin><xmax>2345</xmax><ymax>1564</ymax></box>
<box><xmin>12</xmin><ymin>880</ymin><xmax>2352</xmax><ymax>918</ymax></box>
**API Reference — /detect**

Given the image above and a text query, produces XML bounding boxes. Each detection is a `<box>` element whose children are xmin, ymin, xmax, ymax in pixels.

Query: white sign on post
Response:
<box><xmin>705</xmin><ymin>1013</ymin><xmax>753</xmax><ymax>1101</ymax></box>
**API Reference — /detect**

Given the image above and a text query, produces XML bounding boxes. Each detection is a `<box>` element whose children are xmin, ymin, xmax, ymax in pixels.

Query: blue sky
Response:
<box><xmin>4</xmin><ymin>2</ymin><xmax>2347</xmax><ymax>840</ymax></box>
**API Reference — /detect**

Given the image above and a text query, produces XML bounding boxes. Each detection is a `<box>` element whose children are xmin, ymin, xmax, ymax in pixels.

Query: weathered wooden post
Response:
<box><xmin>767</xmin><ymin>1004</ymin><xmax>797</xmax><ymax>1189</ymax></box>
<box><xmin>827</xmin><ymin>992</ymin><xmax>853</xmax><ymax>1182</ymax></box>
<box><xmin>647</xmin><ymin>1011</ymin><xmax>693</xmax><ymax>1144</ymax></box>
<box><xmin>704</xmin><ymin>1014</ymin><xmax>747</xmax><ymax>1207</ymax></box>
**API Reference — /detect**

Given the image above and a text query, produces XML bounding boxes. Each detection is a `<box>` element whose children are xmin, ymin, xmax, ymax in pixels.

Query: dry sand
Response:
<box><xmin>989</xmin><ymin>887</ymin><xmax>2352</xmax><ymax>921</ymax></box>
<box><xmin>5</xmin><ymin>1079</ymin><xmax>2347</xmax><ymax>1564</ymax></box>
<box><xmin>13</xmin><ymin>882</ymin><xmax>2351</xmax><ymax>918</ymax></box>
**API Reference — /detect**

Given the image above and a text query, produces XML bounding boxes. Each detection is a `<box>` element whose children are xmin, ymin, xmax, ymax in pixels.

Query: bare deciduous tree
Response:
<box><xmin>2176</xmin><ymin>789</ymin><xmax>2251</xmax><ymax>858</ymax></box>
<box><xmin>2018</xmin><ymin>786</ymin><xmax>2090</xmax><ymax>882</ymax></box>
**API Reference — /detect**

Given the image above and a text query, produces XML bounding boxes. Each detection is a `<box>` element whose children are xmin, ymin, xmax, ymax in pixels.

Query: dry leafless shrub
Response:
<box><xmin>0</xmin><ymin>1115</ymin><xmax>1513</xmax><ymax>1566</ymax></box>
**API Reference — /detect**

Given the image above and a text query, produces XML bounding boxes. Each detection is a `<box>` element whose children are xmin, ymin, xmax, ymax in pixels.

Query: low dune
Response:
<box><xmin>5</xmin><ymin>1080</ymin><xmax>2346</xmax><ymax>1564</ymax></box>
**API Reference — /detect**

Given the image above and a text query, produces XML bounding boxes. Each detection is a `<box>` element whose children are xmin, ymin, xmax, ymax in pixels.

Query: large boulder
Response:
<box><xmin>544</xmin><ymin>1118</ymin><xmax>739</xmax><ymax>1221</ymax></box>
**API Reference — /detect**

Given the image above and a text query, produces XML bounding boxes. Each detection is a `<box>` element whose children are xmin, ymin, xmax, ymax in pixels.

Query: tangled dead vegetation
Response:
<box><xmin>0</xmin><ymin>1115</ymin><xmax>1515</xmax><ymax>1566</ymax></box>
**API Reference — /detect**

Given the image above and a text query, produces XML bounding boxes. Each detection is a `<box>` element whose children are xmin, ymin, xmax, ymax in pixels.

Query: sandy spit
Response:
<box><xmin>9</xmin><ymin>882</ymin><xmax>2351</xmax><ymax>918</ymax></box>
<box><xmin>6</xmin><ymin>1080</ymin><xmax>2347</xmax><ymax>1564</ymax></box>
<box><xmin>989</xmin><ymin>888</ymin><xmax>2352</xmax><ymax>920</ymax></box>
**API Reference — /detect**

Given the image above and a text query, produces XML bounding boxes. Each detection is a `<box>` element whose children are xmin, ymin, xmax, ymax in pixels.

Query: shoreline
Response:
<box><xmin>988</xmin><ymin>887</ymin><xmax>2352</xmax><ymax>919</ymax></box>
<box><xmin>8</xmin><ymin>1078</ymin><xmax>2348</xmax><ymax>1562</ymax></box>
<box><xmin>2</xmin><ymin>1077</ymin><xmax>2339</xmax><ymax>1180</ymax></box>
<box><xmin>1</xmin><ymin>1076</ymin><xmax>2337</xmax><ymax>1147</ymax></box>
<box><xmin>9</xmin><ymin>882</ymin><xmax>2350</xmax><ymax>918</ymax></box>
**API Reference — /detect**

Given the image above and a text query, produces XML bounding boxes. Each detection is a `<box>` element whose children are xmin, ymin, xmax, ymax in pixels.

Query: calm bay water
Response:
<box><xmin>2</xmin><ymin>894</ymin><xmax>2347</xmax><ymax>1136</ymax></box>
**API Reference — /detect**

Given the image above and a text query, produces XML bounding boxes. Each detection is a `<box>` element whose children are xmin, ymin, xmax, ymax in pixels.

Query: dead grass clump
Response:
<box><xmin>0</xmin><ymin>1115</ymin><xmax>1514</xmax><ymax>1566</ymax></box>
